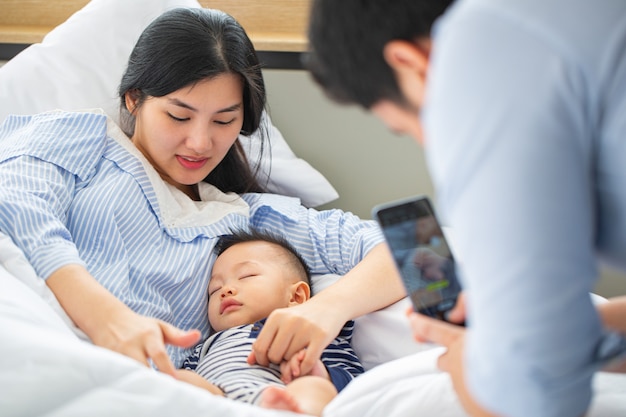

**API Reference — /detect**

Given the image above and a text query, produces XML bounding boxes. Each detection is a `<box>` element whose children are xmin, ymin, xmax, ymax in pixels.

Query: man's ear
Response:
<box><xmin>382</xmin><ymin>38</ymin><xmax>432</xmax><ymax>111</ymax></box>
<box><xmin>383</xmin><ymin>38</ymin><xmax>431</xmax><ymax>76</ymax></box>
<box><xmin>289</xmin><ymin>281</ymin><xmax>311</xmax><ymax>306</ymax></box>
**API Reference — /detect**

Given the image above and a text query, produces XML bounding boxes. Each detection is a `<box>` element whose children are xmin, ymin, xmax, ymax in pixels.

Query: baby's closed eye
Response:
<box><xmin>208</xmin><ymin>285</ymin><xmax>221</xmax><ymax>296</ymax></box>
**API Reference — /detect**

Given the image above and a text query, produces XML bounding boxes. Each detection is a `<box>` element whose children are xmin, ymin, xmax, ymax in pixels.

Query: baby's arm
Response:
<box><xmin>280</xmin><ymin>349</ymin><xmax>330</xmax><ymax>384</ymax></box>
<box><xmin>175</xmin><ymin>369</ymin><xmax>225</xmax><ymax>396</ymax></box>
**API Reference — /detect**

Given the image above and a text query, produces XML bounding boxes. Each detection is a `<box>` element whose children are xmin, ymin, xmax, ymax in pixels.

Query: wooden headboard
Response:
<box><xmin>0</xmin><ymin>0</ymin><xmax>311</xmax><ymax>52</ymax></box>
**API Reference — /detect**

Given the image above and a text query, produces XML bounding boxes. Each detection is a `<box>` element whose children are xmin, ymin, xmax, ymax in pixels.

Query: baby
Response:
<box><xmin>177</xmin><ymin>228</ymin><xmax>363</xmax><ymax>416</ymax></box>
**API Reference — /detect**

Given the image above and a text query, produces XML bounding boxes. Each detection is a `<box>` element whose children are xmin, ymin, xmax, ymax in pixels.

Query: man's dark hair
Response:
<box><xmin>306</xmin><ymin>0</ymin><xmax>453</xmax><ymax>109</ymax></box>
<box><xmin>215</xmin><ymin>228</ymin><xmax>311</xmax><ymax>285</ymax></box>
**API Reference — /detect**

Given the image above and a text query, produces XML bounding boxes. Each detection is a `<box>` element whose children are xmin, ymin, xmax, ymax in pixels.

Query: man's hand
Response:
<box><xmin>406</xmin><ymin>294</ymin><xmax>498</xmax><ymax>417</ymax></box>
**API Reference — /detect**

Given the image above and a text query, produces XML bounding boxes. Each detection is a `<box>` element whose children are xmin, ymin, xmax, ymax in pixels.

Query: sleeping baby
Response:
<box><xmin>176</xmin><ymin>228</ymin><xmax>363</xmax><ymax>416</ymax></box>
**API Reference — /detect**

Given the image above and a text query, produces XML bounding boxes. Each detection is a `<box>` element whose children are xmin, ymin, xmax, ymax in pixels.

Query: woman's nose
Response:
<box><xmin>186</xmin><ymin>125</ymin><xmax>212</xmax><ymax>154</ymax></box>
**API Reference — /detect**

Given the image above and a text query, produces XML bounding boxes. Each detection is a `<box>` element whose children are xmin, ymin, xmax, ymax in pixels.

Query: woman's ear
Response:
<box><xmin>289</xmin><ymin>281</ymin><xmax>311</xmax><ymax>306</ymax></box>
<box><xmin>124</xmin><ymin>90</ymin><xmax>140</xmax><ymax>114</ymax></box>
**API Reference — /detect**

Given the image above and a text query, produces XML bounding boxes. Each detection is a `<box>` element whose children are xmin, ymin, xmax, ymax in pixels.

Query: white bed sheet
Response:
<box><xmin>1</xmin><ymin>233</ymin><xmax>625</xmax><ymax>417</ymax></box>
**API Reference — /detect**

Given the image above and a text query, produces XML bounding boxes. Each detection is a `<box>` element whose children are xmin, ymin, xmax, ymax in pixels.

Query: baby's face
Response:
<box><xmin>207</xmin><ymin>241</ymin><xmax>303</xmax><ymax>332</ymax></box>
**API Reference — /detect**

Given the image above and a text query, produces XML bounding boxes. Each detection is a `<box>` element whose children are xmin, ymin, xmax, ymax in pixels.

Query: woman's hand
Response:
<box><xmin>93</xmin><ymin>308</ymin><xmax>201</xmax><ymax>376</ymax></box>
<box><xmin>46</xmin><ymin>264</ymin><xmax>200</xmax><ymax>377</ymax></box>
<box><xmin>247</xmin><ymin>301</ymin><xmax>342</xmax><ymax>376</ymax></box>
<box><xmin>248</xmin><ymin>243</ymin><xmax>405</xmax><ymax>376</ymax></box>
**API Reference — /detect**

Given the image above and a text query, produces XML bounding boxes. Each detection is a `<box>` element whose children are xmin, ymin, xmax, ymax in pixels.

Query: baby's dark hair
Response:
<box><xmin>215</xmin><ymin>228</ymin><xmax>311</xmax><ymax>286</ymax></box>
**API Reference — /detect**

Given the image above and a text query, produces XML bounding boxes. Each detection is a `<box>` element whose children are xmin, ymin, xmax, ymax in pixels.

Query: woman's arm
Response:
<box><xmin>47</xmin><ymin>264</ymin><xmax>201</xmax><ymax>376</ymax></box>
<box><xmin>249</xmin><ymin>243</ymin><xmax>405</xmax><ymax>374</ymax></box>
<box><xmin>1</xmin><ymin>114</ymin><xmax>204</xmax><ymax>374</ymax></box>
<box><xmin>0</xmin><ymin>153</ymin><xmax>199</xmax><ymax>375</ymax></box>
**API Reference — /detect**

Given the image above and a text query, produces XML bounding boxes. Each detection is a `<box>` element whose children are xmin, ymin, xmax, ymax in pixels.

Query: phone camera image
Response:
<box><xmin>372</xmin><ymin>196</ymin><xmax>462</xmax><ymax>322</ymax></box>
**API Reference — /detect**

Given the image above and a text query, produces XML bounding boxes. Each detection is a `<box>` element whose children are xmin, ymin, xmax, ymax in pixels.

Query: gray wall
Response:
<box><xmin>263</xmin><ymin>68</ymin><xmax>626</xmax><ymax>299</ymax></box>
<box><xmin>263</xmin><ymin>69</ymin><xmax>435</xmax><ymax>218</ymax></box>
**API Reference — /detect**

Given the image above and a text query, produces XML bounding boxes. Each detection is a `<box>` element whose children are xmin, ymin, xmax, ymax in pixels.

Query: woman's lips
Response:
<box><xmin>176</xmin><ymin>155</ymin><xmax>208</xmax><ymax>170</ymax></box>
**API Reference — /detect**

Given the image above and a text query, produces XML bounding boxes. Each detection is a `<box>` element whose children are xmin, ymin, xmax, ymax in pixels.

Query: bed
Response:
<box><xmin>1</xmin><ymin>1</ymin><xmax>625</xmax><ymax>416</ymax></box>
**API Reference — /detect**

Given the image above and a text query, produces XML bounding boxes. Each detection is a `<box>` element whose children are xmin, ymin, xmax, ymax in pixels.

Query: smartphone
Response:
<box><xmin>372</xmin><ymin>195</ymin><xmax>462</xmax><ymax>322</ymax></box>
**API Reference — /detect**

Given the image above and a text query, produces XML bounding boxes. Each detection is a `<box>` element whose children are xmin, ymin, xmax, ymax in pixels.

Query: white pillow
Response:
<box><xmin>0</xmin><ymin>0</ymin><xmax>338</xmax><ymax>208</ymax></box>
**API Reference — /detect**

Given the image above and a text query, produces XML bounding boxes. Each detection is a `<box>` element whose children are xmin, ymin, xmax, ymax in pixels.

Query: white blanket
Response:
<box><xmin>1</xmin><ymin>233</ymin><xmax>625</xmax><ymax>417</ymax></box>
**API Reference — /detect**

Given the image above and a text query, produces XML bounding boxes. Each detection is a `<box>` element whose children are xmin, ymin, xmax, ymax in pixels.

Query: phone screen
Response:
<box><xmin>373</xmin><ymin>196</ymin><xmax>462</xmax><ymax>321</ymax></box>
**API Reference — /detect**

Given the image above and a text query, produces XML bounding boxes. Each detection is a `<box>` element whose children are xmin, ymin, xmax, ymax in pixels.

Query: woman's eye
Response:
<box><xmin>215</xmin><ymin>118</ymin><xmax>235</xmax><ymax>126</ymax></box>
<box><xmin>168</xmin><ymin>113</ymin><xmax>189</xmax><ymax>122</ymax></box>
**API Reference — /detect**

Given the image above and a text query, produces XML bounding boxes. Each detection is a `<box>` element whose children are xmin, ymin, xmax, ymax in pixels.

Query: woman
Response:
<box><xmin>0</xmin><ymin>8</ymin><xmax>403</xmax><ymax>378</ymax></box>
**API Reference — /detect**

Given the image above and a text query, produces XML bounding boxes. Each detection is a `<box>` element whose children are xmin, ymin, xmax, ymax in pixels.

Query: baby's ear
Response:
<box><xmin>289</xmin><ymin>281</ymin><xmax>311</xmax><ymax>305</ymax></box>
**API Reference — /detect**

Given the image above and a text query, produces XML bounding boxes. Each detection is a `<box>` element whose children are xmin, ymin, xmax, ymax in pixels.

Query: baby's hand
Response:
<box><xmin>280</xmin><ymin>349</ymin><xmax>329</xmax><ymax>383</ymax></box>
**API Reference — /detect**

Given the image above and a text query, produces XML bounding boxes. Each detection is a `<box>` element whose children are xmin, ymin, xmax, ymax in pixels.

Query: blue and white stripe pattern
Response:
<box><xmin>0</xmin><ymin>111</ymin><xmax>384</xmax><ymax>368</ymax></box>
<box><xmin>183</xmin><ymin>320</ymin><xmax>363</xmax><ymax>403</ymax></box>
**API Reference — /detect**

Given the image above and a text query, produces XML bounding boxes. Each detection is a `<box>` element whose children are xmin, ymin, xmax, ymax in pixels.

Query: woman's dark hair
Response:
<box><xmin>306</xmin><ymin>0</ymin><xmax>453</xmax><ymax>110</ymax></box>
<box><xmin>118</xmin><ymin>7</ymin><xmax>267</xmax><ymax>194</ymax></box>
<box><xmin>215</xmin><ymin>228</ymin><xmax>311</xmax><ymax>286</ymax></box>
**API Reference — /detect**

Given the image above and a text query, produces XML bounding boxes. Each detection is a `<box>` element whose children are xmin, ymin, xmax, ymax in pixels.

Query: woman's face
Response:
<box><xmin>128</xmin><ymin>74</ymin><xmax>244</xmax><ymax>197</ymax></box>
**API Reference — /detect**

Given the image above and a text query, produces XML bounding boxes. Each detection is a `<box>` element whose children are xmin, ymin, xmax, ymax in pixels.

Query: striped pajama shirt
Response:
<box><xmin>0</xmin><ymin>110</ymin><xmax>384</xmax><ymax>368</ymax></box>
<box><xmin>182</xmin><ymin>320</ymin><xmax>363</xmax><ymax>403</ymax></box>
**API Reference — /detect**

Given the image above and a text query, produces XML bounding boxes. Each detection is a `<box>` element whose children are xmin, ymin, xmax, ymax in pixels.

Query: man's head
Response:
<box><xmin>306</xmin><ymin>0</ymin><xmax>452</xmax><ymax>142</ymax></box>
<box><xmin>207</xmin><ymin>229</ymin><xmax>311</xmax><ymax>332</ymax></box>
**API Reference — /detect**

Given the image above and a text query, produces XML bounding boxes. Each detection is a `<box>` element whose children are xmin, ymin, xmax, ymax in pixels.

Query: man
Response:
<box><xmin>306</xmin><ymin>1</ymin><xmax>626</xmax><ymax>417</ymax></box>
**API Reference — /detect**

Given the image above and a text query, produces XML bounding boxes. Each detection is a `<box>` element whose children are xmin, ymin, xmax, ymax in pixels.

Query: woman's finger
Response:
<box><xmin>124</xmin><ymin>347</ymin><xmax>152</xmax><ymax>368</ymax></box>
<box><xmin>252</xmin><ymin>305</ymin><xmax>336</xmax><ymax>377</ymax></box>
<box><xmin>160</xmin><ymin>322</ymin><xmax>202</xmax><ymax>348</ymax></box>
<box><xmin>254</xmin><ymin>308</ymin><xmax>312</xmax><ymax>365</ymax></box>
<box><xmin>267</xmin><ymin>317</ymin><xmax>327</xmax><ymax>375</ymax></box>
<box><xmin>250</xmin><ymin>315</ymin><xmax>281</xmax><ymax>366</ymax></box>
<box><xmin>155</xmin><ymin>322</ymin><xmax>201</xmax><ymax>377</ymax></box>
<box><xmin>264</xmin><ymin>320</ymin><xmax>297</xmax><ymax>364</ymax></box>
<box><xmin>145</xmin><ymin>339</ymin><xmax>176</xmax><ymax>377</ymax></box>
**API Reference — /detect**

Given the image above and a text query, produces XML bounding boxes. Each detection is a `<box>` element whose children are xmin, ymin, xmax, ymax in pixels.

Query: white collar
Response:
<box><xmin>105</xmin><ymin>115</ymin><xmax>250</xmax><ymax>228</ymax></box>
